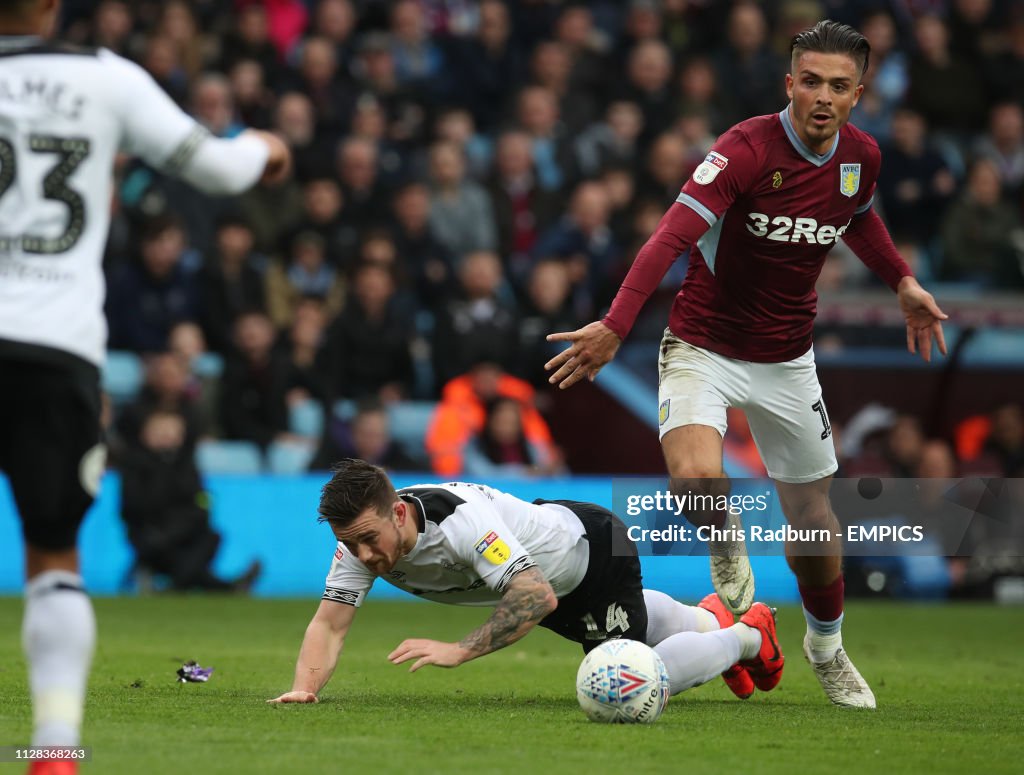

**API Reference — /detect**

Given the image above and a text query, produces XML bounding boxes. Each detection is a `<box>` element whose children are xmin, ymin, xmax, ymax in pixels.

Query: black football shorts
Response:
<box><xmin>534</xmin><ymin>499</ymin><xmax>648</xmax><ymax>652</ymax></box>
<box><xmin>0</xmin><ymin>358</ymin><xmax>103</xmax><ymax>551</ymax></box>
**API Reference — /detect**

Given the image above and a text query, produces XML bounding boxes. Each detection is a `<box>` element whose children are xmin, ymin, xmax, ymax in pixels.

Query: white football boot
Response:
<box><xmin>708</xmin><ymin>510</ymin><xmax>754</xmax><ymax>615</ymax></box>
<box><xmin>803</xmin><ymin>634</ymin><xmax>877</xmax><ymax>709</ymax></box>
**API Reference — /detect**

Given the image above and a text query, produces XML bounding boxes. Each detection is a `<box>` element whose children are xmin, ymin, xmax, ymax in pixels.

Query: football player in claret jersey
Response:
<box><xmin>545</xmin><ymin>20</ymin><xmax>948</xmax><ymax>709</ymax></box>
<box><xmin>0</xmin><ymin>1</ymin><xmax>290</xmax><ymax>770</ymax></box>
<box><xmin>268</xmin><ymin>459</ymin><xmax>785</xmax><ymax>705</ymax></box>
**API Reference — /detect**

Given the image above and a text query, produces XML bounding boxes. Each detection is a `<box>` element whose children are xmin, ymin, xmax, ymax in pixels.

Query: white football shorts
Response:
<box><xmin>656</xmin><ymin>329</ymin><xmax>838</xmax><ymax>483</ymax></box>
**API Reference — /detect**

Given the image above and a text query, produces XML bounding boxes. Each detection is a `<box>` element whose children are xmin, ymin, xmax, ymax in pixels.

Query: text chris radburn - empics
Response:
<box><xmin>622</xmin><ymin>490</ymin><xmax>925</xmax><ymax>545</ymax></box>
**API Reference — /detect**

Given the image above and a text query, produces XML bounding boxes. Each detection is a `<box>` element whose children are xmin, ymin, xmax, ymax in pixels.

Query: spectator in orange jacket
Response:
<box><xmin>425</xmin><ymin>363</ymin><xmax>558</xmax><ymax>477</ymax></box>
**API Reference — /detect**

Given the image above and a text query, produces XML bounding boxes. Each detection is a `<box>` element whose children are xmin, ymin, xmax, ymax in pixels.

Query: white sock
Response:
<box><xmin>643</xmin><ymin>589</ymin><xmax>719</xmax><ymax>646</ymax></box>
<box><xmin>730</xmin><ymin>622</ymin><xmax>763</xmax><ymax>661</ymax></box>
<box><xmin>803</xmin><ymin>608</ymin><xmax>843</xmax><ymax>663</ymax></box>
<box><xmin>654</xmin><ymin>629</ymin><xmax>743</xmax><ymax>695</ymax></box>
<box><xmin>23</xmin><ymin>571</ymin><xmax>96</xmax><ymax>746</ymax></box>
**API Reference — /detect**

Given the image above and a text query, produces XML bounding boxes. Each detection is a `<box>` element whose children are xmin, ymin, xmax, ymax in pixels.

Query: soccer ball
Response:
<box><xmin>576</xmin><ymin>639</ymin><xmax>671</xmax><ymax>724</ymax></box>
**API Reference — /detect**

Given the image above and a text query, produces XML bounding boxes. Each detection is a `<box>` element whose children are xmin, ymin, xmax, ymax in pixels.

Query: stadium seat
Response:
<box><xmin>102</xmin><ymin>350</ymin><xmax>144</xmax><ymax>405</ymax></box>
<box><xmin>266</xmin><ymin>439</ymin><xmax>317</xmax><ymax>474</ymax></box>
<box><xmin>962</xmin><ymin>329</ymin><xmax>1024</xmax><ymax>368</ymax></box>
<box><xmin>412</xmin><ymin>312</ymin><xmax>437</xmax><ymax>397</ymax></box>
<box><xmin>387</xmin><ymin>401</ymin><xmax>437</xmax><ymax>452</ymax></box>
<box><xmin>192</xmin><ymin>352</ymin><xmax>224</xmax><ymax>379</ymax></box>
<box><xmin>332</xmin><ymin>399</ymin><xmax>356</xmax><ymax>421</ymax></box>
<box><xmin>194</xmin><ymin>440</ymin><xmax>263</xmax><ymax>474</ymax></box>
<box><xmin>289</xmin><ymin>398</ymin><xmax>325</xmax><ymax>439</ymax></box>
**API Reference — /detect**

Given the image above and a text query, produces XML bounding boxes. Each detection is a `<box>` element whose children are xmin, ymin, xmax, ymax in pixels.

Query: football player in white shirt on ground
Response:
<box><xmin>268</xmin><ymin>459</ymin><xmax>786</xmax><ymax>707</ymax></box>
<box><xmin>0</xmin><ymin>2</ymin><xmax>290</xmax><ymax>771</ymax></box>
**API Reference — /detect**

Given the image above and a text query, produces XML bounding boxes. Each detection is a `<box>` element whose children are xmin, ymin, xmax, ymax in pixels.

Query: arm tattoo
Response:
<box><xmin>458</xmin><ymin>567</ymin><xmax>555</xmax><ymax>659</ymax></box>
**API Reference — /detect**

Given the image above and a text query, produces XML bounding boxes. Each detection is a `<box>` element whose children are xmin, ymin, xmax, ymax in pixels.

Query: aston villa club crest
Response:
<box><xmin>658</xmin><ymin>399</ymin><xmax>670</xmax><ymax>426</ymax></box>
<box><xmin>839</xmin><ymin>163</ymin><xmax>861</xmax><ymax>197</ymax></box>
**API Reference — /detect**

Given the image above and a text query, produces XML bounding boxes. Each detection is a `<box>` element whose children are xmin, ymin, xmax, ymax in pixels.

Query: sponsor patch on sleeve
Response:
<box><xmin>474</xmin><ymin>531</ymin><xmax>512</xmax><ymax>565</ymax></box>
<box><xmin>334</xmin><ymin>546</ymin><xmax>344</xmax><ymax>562</ymax></box>
<box><xmin>692</xmin><ymin>151</ymin><xmax>729</xmax><ymax>185</ymax></box>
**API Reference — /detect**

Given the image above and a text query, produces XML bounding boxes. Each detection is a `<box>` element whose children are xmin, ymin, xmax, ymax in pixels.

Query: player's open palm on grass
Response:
<box><xmin>267</xmin><ymin>690</ymin><xmax>319</xmax><ymax>703</ymax></box>
<box><xmin>896</xmin><ymin>277</ymin><xmax>948</xmax><ymax>362</ymax></box>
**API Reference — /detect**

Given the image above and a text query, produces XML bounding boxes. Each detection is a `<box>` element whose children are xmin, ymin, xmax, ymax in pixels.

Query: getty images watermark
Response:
<box><xmin>610</xmin><ymin>477</ymin><xmax>1024</xmax><ymax>558</ymax></box>
<box><xmin>623</xmin><ymin>488</ymin><xmax>924</xmax><ymax>546</ymax></box>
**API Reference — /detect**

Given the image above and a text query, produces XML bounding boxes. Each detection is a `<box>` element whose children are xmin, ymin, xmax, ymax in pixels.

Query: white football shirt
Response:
<box><xmin>0</xmin><ymin>36</ymin><xmax>268</xmax><ymax>367</ymax></box>
<box><xmin>323</xmin><ymin>482</ymin><xmax>590</xmax><ymax>607</ymax></box>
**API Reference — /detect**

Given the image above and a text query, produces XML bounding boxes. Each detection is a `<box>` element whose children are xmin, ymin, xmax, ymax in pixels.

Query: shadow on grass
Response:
<box><xmin>294</xmin><ymin>692</ymin><xmax>817</xmax><ymax>714</ymax></box>
<box><xmin>263</xmin><ymin>689</ymin><xmax>580</xmax><ymax>714</ymax></box>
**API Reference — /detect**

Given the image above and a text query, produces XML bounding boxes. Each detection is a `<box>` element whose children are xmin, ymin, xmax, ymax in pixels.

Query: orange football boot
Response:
<box><xmin>699</xmin><ymin>592</ymin><xmax>756</xmax><ymax>699</ymax></box>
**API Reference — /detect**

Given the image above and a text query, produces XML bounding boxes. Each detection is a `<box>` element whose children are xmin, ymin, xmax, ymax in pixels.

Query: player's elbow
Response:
<box><xmin>507</xmin><ymin>567</ymin><xmax>558</xmax><ymax>619</ymax></box>
<box><xmin>539</xmin><ymin>586</ymin><xmax>558</xmax><ymax>618</ymax></box>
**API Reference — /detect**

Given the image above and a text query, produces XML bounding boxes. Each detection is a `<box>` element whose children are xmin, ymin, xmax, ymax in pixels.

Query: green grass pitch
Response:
<box><xmin>1</xmin><ymin>597</ymin><xmax>1022</xmax><ymax>774</ymax></box>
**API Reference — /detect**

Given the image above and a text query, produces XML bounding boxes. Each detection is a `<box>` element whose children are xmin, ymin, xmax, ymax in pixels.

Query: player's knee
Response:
<box><xmin>782</xmin><ymin>496</ymin><xmax>834</xmax><ymax>531</ymax></box>
<box><xmin>669</xmin><ymin>474</ymin><xmax>728</xmax><ymax>496</ymax></box>
<box><xmin>669</xmin><ymin>476</ymin><xmax>730</xmax><ymax>528</ymax></box>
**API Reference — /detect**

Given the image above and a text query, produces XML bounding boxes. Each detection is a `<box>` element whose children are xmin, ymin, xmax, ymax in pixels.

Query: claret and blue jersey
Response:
<box><xmin>672</xmin><ymin>106</ymin><xmax>882</xmax><ymax>363</ymax></box>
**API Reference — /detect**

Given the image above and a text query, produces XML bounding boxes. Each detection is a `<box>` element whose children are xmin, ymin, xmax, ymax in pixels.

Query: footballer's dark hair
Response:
<box><xmin>318</xmin><ymin>458</ymin><xmax>397</xmax><ymax>529</ymax></box>
<box><xmin>791</xmin><ymin>20</ymin><xmax>871</xmax><ymax>78</ymax></box>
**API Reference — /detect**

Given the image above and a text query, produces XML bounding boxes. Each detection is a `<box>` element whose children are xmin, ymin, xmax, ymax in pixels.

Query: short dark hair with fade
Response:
<box><xmin>791</xmin><ymin>20</ymin><xmax>871</xmax><ymax>78</ymax></box>
<box><xmin>318</xmin><ymin>458</ymin><xmax>397</xmax><ymax>529</ymax></box>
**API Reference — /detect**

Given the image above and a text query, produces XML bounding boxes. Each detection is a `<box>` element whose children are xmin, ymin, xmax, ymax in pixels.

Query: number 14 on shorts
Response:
<box><xmin>581</xmin><ymin>604</ymin><xmax>631</xmax><ymax>639</ymax></box>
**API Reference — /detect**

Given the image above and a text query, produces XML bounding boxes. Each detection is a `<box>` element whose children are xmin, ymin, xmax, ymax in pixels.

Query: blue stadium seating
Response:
<box><xmin>325</xmin><ymin>399</ymin><xmax>436</xmax><ymax>462</ymax></box>
<box><xmin>289</xmin><ymin>399</ymin><xmax>325</xmax><ymax>439</ymax></box>
<box><xmin>102</xmin><ymin>350</ymin><xmax>144</xmax><ymax>405</ymax></box>
<box><xmin>195</xmin><ymin>440</ymin><xmax>263</xmax><ymax>474</ymax></box>
<box><xmin>387</xmin><ymin>401</ymin><xmax>436</xmax><ymax>452</ymax></box>
<box><xmin>192</xmin><ymin>352</ymin><xmax>224</xmax><ymax>379</ymax></box>
<box><xmin>331</xmin><ymin>399</ymin><xmax>356</xmax><ymax>421</ymax></box>
<box><xmin>266</xmin><ymin>440</ymin><xmax>317</xmax><ymax>474</ymax></box>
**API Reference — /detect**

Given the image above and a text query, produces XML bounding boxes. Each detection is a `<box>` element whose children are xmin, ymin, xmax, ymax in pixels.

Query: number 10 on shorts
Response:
<box><xmin>811</xmin><ymin>400</ymin><xmax>832</xmax><ymax>441</ymax></box>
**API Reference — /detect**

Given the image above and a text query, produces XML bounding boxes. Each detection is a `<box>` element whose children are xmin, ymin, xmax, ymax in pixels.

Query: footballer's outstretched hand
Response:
<box><xmin>245</xmin><ymin>129</ymin><xmax>292</xmax><ymax>185</ymax></box>
<box><xmin>388</xmin><ymin>639</ymin><xmax>469</xmax><ymax>673</ymax></box>
<box><xmin>266</xmin><ymin>691</ymin><xmax>318</xmax><ymax>704</ymax></box>
<box><xmin>545</xmin><ymin>321</ymin><xmax>621</xmax><ymax>389</ymax></box>
<box><xmin>897</xmin><ymin>276</ymin><xmax>948</xmax><ymax>363</ymax></box>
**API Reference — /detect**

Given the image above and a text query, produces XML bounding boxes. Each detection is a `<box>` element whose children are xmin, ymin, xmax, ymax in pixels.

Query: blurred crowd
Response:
<box><xmin>723</xmin><ymin>399</ymin><xmax>1024</xmax><ymax>598</ymax></box>
<box><xmin>55</xmin><ymin>0</ymin><xmax>1024</xmax><ymax>481</ymax></box>
<box><xmin>833</xmin><ymin>401</ymin><xmax>1024</xmax><ymax>598</ymax></box>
